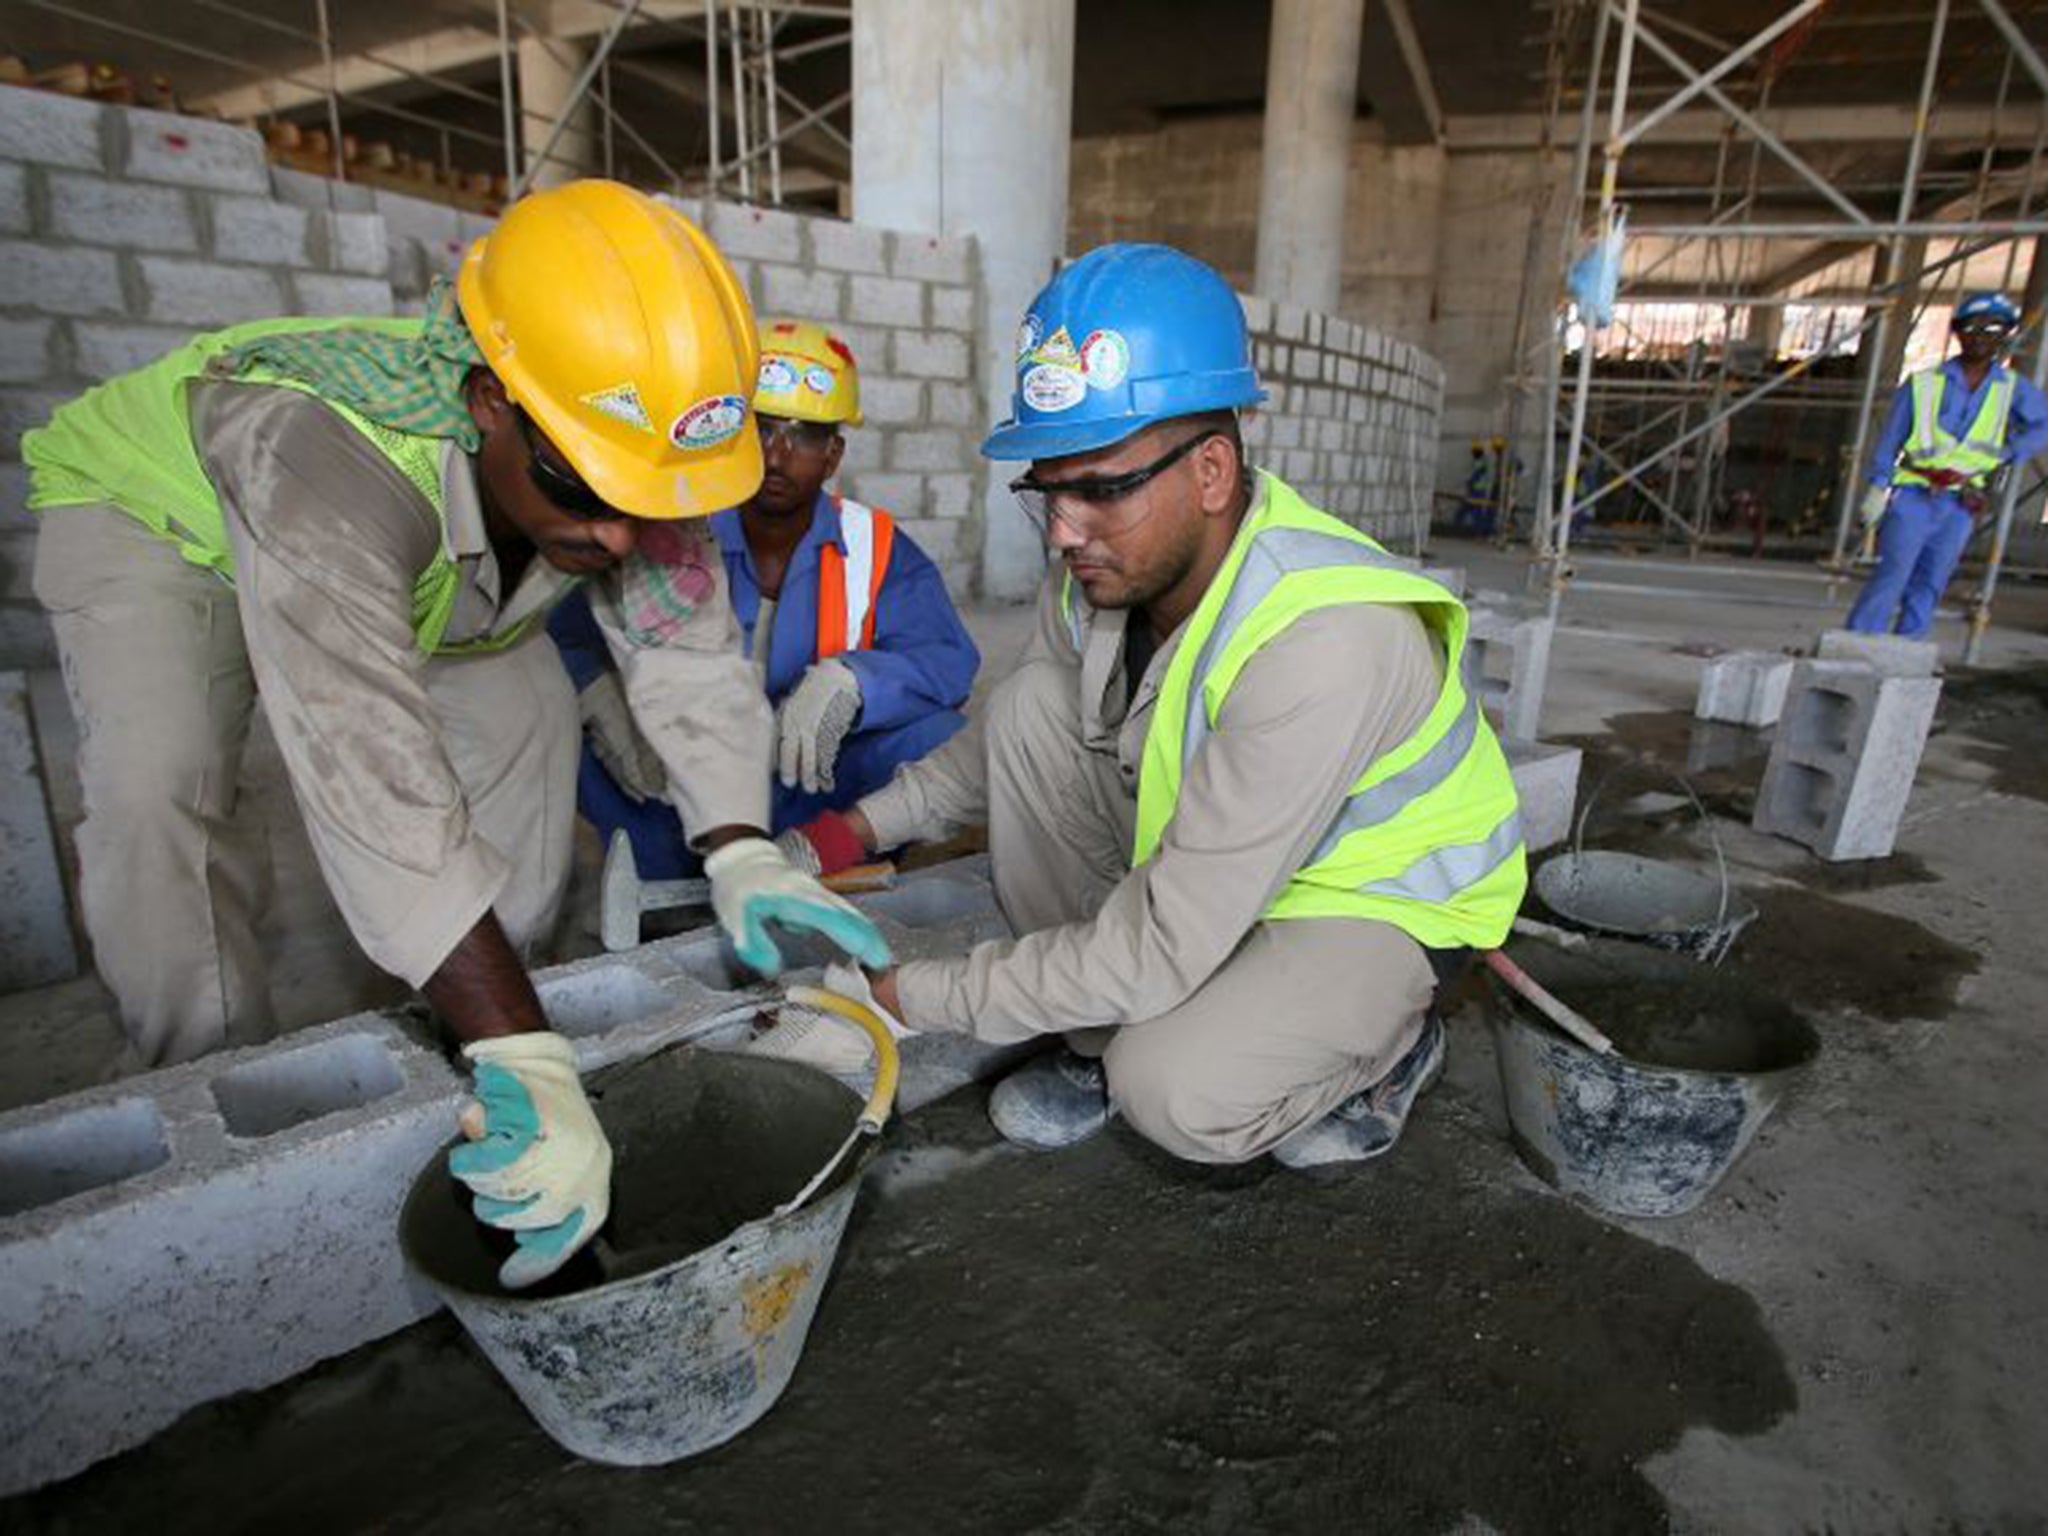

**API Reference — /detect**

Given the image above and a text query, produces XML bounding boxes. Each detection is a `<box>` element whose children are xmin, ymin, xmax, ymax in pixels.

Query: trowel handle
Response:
<box><xmin>1483</xmin><ymin>949</ymin><xmax>1617</xmax><ymax>1057</ymax></box>
<box><xmin>783</xmin><ymin>984</ymin><xmax>901</xmax><ymax>1131</ymax></box>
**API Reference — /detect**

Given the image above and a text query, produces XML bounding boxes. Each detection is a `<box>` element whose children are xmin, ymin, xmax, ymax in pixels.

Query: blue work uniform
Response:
<box><xmin>1847</xmin><ymin>358</ymin><xmax>2048</xmax><ymax>637</ymax></box>
<box><xmin>551</xmin><ymin>491</ymin><xmax>979</xmax><ymax>878</ymax></box>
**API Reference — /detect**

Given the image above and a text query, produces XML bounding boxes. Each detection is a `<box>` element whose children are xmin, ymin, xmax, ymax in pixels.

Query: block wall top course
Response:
<box><xmin>0</xmin><ymin>85</ymin><xmax>107</xmax><ymax>172</ymax></box>
<box><xmin>118</xmin><ymin>107</ymin><xmax>270</xmax><ymax>195</ymax></box>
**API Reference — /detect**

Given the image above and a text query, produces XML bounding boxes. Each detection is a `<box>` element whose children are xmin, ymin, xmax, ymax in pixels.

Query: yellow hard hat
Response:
<box><xmin>457</xmin><ymin>180</ymin><xmax>761</xmax><ymax>520</ymax></box>
<box><xmin>753</xmin><ymin>317</ymin><xmax>863</xmax><ymax>427</ymax></box>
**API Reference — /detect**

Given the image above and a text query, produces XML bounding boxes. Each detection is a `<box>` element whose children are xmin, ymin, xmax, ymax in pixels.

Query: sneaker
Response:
<box><xmin>988</xmin><ymin>1048</ymin><xmax>1116</xmax><ymax>1151</ymax></box>
<box><xmin>1270</xmin><ymin>1013</ymin><xmax>1446</xmax><ymax>1170</ymax></box>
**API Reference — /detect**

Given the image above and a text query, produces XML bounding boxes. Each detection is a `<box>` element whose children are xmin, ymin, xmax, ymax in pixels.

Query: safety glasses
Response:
<box><xmin>517</xmin><ymin>408</ymin><xmax>623</xmax><ymax>521</ymax></box>
<box><xmin>1009</xmin><ymin>430</ymin><xmax>1218</xmax><ymax>538</ymax></box>
<box><xmin>756</xmin><ymin>414</ymin><xmax>840</xmax><ymax>456</ymax></box>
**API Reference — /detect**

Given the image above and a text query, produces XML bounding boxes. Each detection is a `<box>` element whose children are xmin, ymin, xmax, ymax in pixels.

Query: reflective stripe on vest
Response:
<box><xmin>1897</xmin><ymin>368</ymin><xmax>2013</xmax><ymax>487</ymax></box>
<box><xmin>1134</xmin><ymin>474</ymin><xmax>1526</xmax><ymax>951</ymax></box>
<box><xmin>815</xmin><ymin>498</ymin><xmax>896</xmax><ymax>657</ymax></box>
<box><xmin>1057</xmin><ymin>571</ymin><xmax>1089</xmax><ymax>652</ymax></box>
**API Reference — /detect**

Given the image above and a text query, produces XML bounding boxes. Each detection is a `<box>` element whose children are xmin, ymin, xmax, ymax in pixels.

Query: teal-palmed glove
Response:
<box><xmin>449</xmin><ymin>1032</ymin><xmax>611</xmax><ymax>1290</ymax></box>
<box><xmin>704</xmin><ymin>835</ymin><xmax>893</xmax><ymax>976</ymax></box>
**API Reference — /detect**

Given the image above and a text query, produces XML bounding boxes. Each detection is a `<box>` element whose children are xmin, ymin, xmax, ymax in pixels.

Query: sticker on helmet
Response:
<box><xmin>580</xmin><ymin>382</ymin><xmax>654</xmax><ymax>434</ymax></box>
<box><xmin>1080</xmin><ymin>329</ymin><xmax>1129</xmax><ymax>390</ymax></box>
<box><xmin>1027</xmin><ymin>325</ymin><xmax>1082</xmax><ymax>371</ymax></box>
<box><xmin>757</xmin><ymin>358</ymin><xmax>799</xmax><ymax>396</ymax></box>
<box><xmin>1017</xmin><ymin>314</ymin><xmax>1043</xmax><ymax>361</ymax></box>
<box><xmin>803</xmin><ymin>364</ymin><xmax>836</xmax><ymax>395</ymax></box>
<box><xmin>670</xmin><ymin>394</ymin><xmax>749</xmax><ymax>450</ymax></box>
<box><xmin>1022</xmin><ymin>362</ymin><xmax>1086</xmax><ymax>413</ymax></box>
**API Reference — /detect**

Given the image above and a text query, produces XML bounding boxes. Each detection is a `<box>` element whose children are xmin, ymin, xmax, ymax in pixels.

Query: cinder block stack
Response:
<box><xmin>1695</xmin><ymin>651</ymin><xmax>1797</xmax><ymax>727</ymax></box>
<box><xmin>1464</xmin><ymin>599</ymin><xmax>1555</xmax><ymax>746</ymax></box>
<box><xmin>1752</xmin><ymin>659</ymin><xmax>1942</xmax><ymax>860</ymax></box>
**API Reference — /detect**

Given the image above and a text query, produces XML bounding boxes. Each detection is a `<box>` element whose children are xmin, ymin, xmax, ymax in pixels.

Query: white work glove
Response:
<box><xmin>581</xmin><ymin>672</ymin><xmax>667</xmax><ymax>804</ymax></box>
<box><xmin>776</xmin><ymin>658</ymin><xmax>862</xmax><ymax>795</ymax></box>
<box><xmin>448</xmin><ymin>1032</ymin><xmax>612</xmax><ymax>1290</ymax></box>
<box><xmin>1860</xmin><ymin>485</ymin><xmax>1891</xmax><ymax>527</ymax></box>
<box><xmin>705</xmin><ymin>835</ymin><xmax>892</xmax><ymax>976</ymax></box>
<box><xmin>749</xmin><ymin>961</ymin><xmax>914</xmax><ymax>1086</ymax></box>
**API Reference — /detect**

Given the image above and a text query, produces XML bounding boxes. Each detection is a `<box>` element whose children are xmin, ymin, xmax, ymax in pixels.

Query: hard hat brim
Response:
<box><xmin>981</xmin><ymin>380</ymin><xmax>1269</xmax><ymax>463</ymax></box>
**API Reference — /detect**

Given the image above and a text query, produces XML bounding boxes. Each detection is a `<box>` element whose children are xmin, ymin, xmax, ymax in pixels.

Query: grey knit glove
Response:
<box><xmin>775</xmin><ymin>658</ymin><xmax>862</xmax><ymax>794</ymax></box>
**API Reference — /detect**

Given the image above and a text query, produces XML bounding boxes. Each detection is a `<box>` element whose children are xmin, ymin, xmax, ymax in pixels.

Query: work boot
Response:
<box><xmin>1270</xmin><ymin>1013</ymin><xmax>1446</xmax><ymax>1170</ymax></box>
<box><xmin>988</xmin><ymin>1047</ymin><xmax>1115</xmax><ymax>1151</ymax></box>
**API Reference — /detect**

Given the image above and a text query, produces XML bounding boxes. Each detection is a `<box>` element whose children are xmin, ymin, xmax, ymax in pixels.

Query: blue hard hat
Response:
<box><xmin>981</xmin><ymin>243</ymin><xmax>1267</xmax><ymax>462</ymax></box>
<box><xmin>1954</xmin><ymin>291</ymin><xmax>2020</xmax><ymax>328</ymax></box>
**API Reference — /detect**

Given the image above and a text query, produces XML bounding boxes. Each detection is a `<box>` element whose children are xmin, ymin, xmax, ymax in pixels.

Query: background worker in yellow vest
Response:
<box><xmin>1848</xmin><ymin>291</ymin><xmax>2048</xmax><ymax>638</ymax></box>
<box><xmin>22</xmin><ymin>180</ymin><xmax>888</xmax><ymax>1289</ymax></box>
<box><xmin>548</xmin><ymin>317</ymin><xmax>979</xmax><ymax>883</ymax></box>
<box><xmin>760</xmin><ymin>244</ymin><xmax>1527</xmax><ymax>1168</ymax></box>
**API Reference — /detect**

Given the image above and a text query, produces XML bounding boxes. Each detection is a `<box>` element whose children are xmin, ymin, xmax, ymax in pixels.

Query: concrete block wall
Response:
<box><xmin>0</xmin><ymin>858</ymin><xmax>1020</xmax><ymax>1494</ymax></box>
<box><xmin>0</xmin><ymin>85</ymin><xmax>397</xmax><ymax>667</ymax></box>
<box><xmin>1752</xmin><ymin>660</ymin><xmax>1943</xmax><ymax>861</ymax></box>
<box><xmin>1239</xmin><ymin>293</ymin><xmax>1445</xmax><ymax>551</ymax></box>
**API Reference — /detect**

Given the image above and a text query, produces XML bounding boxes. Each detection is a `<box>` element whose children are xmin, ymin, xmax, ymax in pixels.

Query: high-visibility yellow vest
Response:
<box><xmin>24</xmin><ymin>317</ymin><xmax>535</xmax><ymax>655</ymax></box>
<box><xmin>1067</xmin><ymin>474</ymin><xmax>1526</xmax><ymax>951</ymax></box>
<box><xmin>1895</xmin><ymin>367</ymin><xmax>2013</xmax><ymax>488</ymax></box>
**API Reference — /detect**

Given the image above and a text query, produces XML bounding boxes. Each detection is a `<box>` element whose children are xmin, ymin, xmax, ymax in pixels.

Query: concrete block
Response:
<box><xmin>893</xmin><ymin>329</ymin><xmax>970</xmax><ymax>380</ymax></box>
<box><xmin>926</xmin><ymin>472</ymin><xmax>975</xmax><ymax>520</ymax></box>
<box><xmin>890</xmin><ymin>428</ymin><xmax>966</xmax><ymax>473</ymax></box>
<box><xmin>1816</xmin><ymin>627</ymin><xmax>1940</xmax><ymax>677</ymax></box>
<box><xmin>706</xmin><ymin>200</ymin><xmax>803</xmax><ymax>263</ymax></box>
<box><xmin>758</xmin><ymin>263</ymin><xmax>843</xmax><ymax>320</ymax></box>
<box><xmin>808</xmin><ymin>218</ymin><xmax>887</xmax><ymax>274</ymax></box>
<box><xmin>1506</xmin><ymin>739</ymin><xmax>1582</xmax><ymax>854</ymax></box>
<box><xmin>0</xmin><ymin>670</ymin><xmax>77</xmax><ymax>989</ymax></box>
<box><xmin>847</xmin><ymin>472</ymin><xmax>925</xmax><ymax>515</ymax></box>
<box><xmin>207</xmin><ymin>193</ymin><xmax>311</xmax><ymax>267</ymax></box>
<box><xmin>0</xmin><ymin>162</ymin><xmax>29</xmax><ymax>235</ymax></box>
<box><xmin>0</xmin><ymin>387</ymin><xmax>64</xmax><ymax>457</ymax></box>
<box><xmin>268</xmin><ymin>165</ymin><xmax>373</xmax><ymax>213</ymax></box>
<box><xmin>369</xmin><ymin>187</ymin><xmax>463</xmax><ymax>261</ymax></box>
<box><xmin>1752</xmin><ymin>660</ymin><xmax>1942</xmax><ymax>861</ymax></box>
<box><xmin>1465</xmin><ymin>605</ymin><xmax>1553</xmax><ymax>745</ymax></box>
<box><xmin>120</xmin><ymin>108</ymin><xmax>268</xmax><ymax>194</ymax></box>
<box><xmin>44</xmin><ymin>172</ymin><xmax>196</xmax><ymax>252</ymax></box>
<box><xmin>138</xmin><ymin>255</ymin><xmax>284</xmax><ymax>326</ymax></box>
<box><xmin>71</xmin><ymin>321</ymin><xmax>189</xmax><ymax>380</ymax></box>
<box><xmin>0</xmin><ymin>460</ymin><xmax>29</xmax><ymax>533</ymax></box>
<box><xmin>321</xmin><ymin>211</ymin><xmax>389</xmax><ymax>276</ymax></box>
<box><xmin>456</xmin><ymin>211</ymin><xmax>496</xmax><ymax>249</ymax></box>
<box><xmin>835</xmin><ymin>429</ymin><xmax>884</xmax><ymax>474</ymax></box>
<box><xmin>0</xmin><ymin>317</ymin><xmax>54</xmax><ymax>385</ymax></box>
<box><xmin>291</xmin><ymin>273</ymin><xmax>394</xmax><ymax>317</ymax></box>
<box><xmin>925</xmin><ymin>381</ymin><xmax>973</xmax><ymax>428</ymax></box>
<box><xmin>0</xmin><ymin>239</ymin><xmax>123</xmax><ymax>317</ymax></box>
<box><xmin>0</xmin><ymin>529</ymin><xmax>36</xmax><ymax>602</ymax></box>
<box><xmin>859</xmin><ymin>377</ymin><xmax>923</xmax><ymax>425</ymax></box>
<box><xmin>849</xmin><ymin>273</ymin><xmax>924</xmax><ymax>328</ymax></box>
<box><xmin>0</xmin><ymin>861</ymin><xmax>1015</xmax><ymax>1493</ymax></box>
<box><xmin>888</xmin><ymin>230</ymin><xmax>971</xmax><ymax>284</ymax></box>
<box><xmin>1696</xmin><ymin>651</ymin><xmax>1796</xmax><ymax>728</ymax></box>
<box><xmin>0</xmin><ymin>84</ymin><xmax>105</xmax><ymax>171</ymax></box>
<box><xmin>929</xmin><ymin>283</ymin><xmax>974</xmax><ymax>332</ymax></box>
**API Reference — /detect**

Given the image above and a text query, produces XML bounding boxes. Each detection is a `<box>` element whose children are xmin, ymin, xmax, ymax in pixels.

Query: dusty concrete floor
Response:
<box><xmin>7</xmin><ymin>547</ymin><xmax>2048</xmax><ymax>1531</ymax></box>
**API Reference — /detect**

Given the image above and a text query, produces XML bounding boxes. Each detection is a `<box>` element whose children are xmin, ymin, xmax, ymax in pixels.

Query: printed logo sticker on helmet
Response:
<box><xmin>671</xmin><ymin>394</ymin><xmax>749</xmax><ymax>450</ymax></box>
<box><xmin>757</xmin><ymin>358</ymin><xmax>799</xmax><ymax>396</ymax></box>
<box><xmin>1017</xmin><ymin>314</ymin><xmax>1043</xmax><ymax>361</ymax></box>
<box><xmin>580</xmin><ymin>382</ymin><xmax>655</xmax><ymax>435</ymax></box>
<box><xmin>803</xmin><ymin>364</ymin><xmax>836</xmax><ymax>395</ymax></box>
<box><xmin>1028</xmin><ymin>325</ymin><xmax>1082</xmax><ymax>371</ymax></box>
<box><xmin>1080</xmin><ymin>329</ymin><xmax>1129</xmax><ymax>390</ymax></box>
<box><xmin>1022</xmin><ymin>363</ymin><xmax>1087</xmax><ymax>413</ymax></box>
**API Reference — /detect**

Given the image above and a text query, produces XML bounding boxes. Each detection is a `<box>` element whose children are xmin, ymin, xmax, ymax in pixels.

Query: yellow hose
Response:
<box><xmin>782</xmin><ymin>984</ymin><xmax>900</xmax><ymax>1132</ymax></box>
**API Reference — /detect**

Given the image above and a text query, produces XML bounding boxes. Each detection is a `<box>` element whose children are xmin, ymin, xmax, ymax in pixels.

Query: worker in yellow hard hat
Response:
<box><xmin>549</xmin><ymin>315</ymin><xmax>978</xmax><ymax>886</ymax></box>
<box><xmin>21</xmin><ymin>180</ymin><xmax>889</xmax><ymax>1289</ymax></box>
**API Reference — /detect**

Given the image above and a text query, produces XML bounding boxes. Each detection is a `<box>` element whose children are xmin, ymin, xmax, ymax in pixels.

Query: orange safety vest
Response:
<box><xmin>814</xmin><ymin>497</ymin><xmax>895</xmax><ymax>656</ymax></box>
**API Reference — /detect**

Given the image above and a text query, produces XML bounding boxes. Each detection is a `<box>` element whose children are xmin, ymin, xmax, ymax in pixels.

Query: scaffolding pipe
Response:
<box><xmin>729</xmin><ymin>0</ymin><xmax>751</xmax><ymax>200</ymax></box>
<box><xmin>496</xmin><ymin>0</ymin><xmax>518</xmax><ymax>188</ymax></box>
<box><xmin>1618</xmin><ymin>0</ymin><xmax>1825</xmax><ymax>149</ymax></box>
<box><xmin>1976</xmin><ymin>0</ymin><xmax>2048</xmax><ymax>100</ymax></box>
<box><xmin>1830</xmin><ymin>0</ymin><xmax>1949</xmax><ymax>569</ymax></box>
<box><xmin>511</xmin><ymin>0</ymin><xmax>644</xmax><ymax>200</ymax></box>
<box><xmin>706</xmin><ymin>0</ymin><xmax>722</xmax><ymax>194</ymax></box>
<box><xmin>1965</xmin><ymin>237</ymin><xmax>2048</xmax><ymax>662</ymax></box>
<box><xmin>761</xmin><ymin>6</ymin><xmax>783</xmax><ymax>204</ymax></box>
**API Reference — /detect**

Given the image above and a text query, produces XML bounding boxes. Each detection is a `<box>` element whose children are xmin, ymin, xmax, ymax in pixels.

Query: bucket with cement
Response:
<box><xmin>401</xmin><ymin>994</ymin><xmax>897</xmax><ymax>1465</ymax></box>
<box><xmin>1487</xmin><ymin>938</ymin><xmax>1819</xmax><ymax>1218</ymax></box>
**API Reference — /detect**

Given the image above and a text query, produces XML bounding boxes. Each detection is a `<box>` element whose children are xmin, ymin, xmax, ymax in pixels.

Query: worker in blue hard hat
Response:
<box><xmin>1847</xmin><ymin>291</ymin><xmax>2048</xmax><ymax>638</ymax></box>
<box><xmin>755</xmin><ymin>243</ymin><xmax>1528</xmax><ymax>1171</ymax></box>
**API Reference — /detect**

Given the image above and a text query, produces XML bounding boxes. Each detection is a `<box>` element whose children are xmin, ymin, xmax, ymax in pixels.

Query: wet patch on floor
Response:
<box><xmin>9</xmin><ymin>1090</ymin><xmax>1797</xmax><ymax>1536</ymax></box>
<box><xmin>1558</xmin><ymin>709</ymin><xmax>1773</xmax><ymax>831</ymax></box>
<box><xmin>1726</xmin><ymin>886</ymin><xmax>1980</xmax><ymax>1024</ymax></box>
<box><xmin>1936</xmin><ymin>667</ymin><xmax>2048</xmax><ymax>806</ymax></box>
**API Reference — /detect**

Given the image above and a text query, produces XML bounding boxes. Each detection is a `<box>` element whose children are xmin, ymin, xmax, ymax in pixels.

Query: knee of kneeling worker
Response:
<box><xmin>1104</xmin><ymin>1036</ymin><xmax>1260</xmax><ymax>1166</ymax></box>
<box><xmin>984</xmin><ymin>659</ymin><xmax>1079</xmax><ymax>764</ymax></box>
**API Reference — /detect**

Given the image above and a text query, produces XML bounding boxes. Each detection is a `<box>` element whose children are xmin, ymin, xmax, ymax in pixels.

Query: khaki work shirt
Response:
<box><xmin>193</xmin><ymin>382</ymin><xmax>771</xmax><ymax>986</ymax></box>
<box><xmin>859</xmin><ymin>498</ymin><xmax>1445</xmax><ymax>1043</ymax></box>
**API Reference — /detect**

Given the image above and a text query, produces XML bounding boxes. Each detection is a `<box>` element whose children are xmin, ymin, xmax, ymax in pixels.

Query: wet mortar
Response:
<box><xmin>1935</xmin><ymin>664</ymin><xmax>2048</xmax><ymax>806</ymax></box>
<box><xmin>10</xmin><ymin>1065</ymin><xmax>1796</xmax><ymax>1536</ymax></box>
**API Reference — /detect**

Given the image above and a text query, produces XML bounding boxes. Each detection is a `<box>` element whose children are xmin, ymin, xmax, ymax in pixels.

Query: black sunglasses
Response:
<box><xmin>1008</xmin><ymin>430</ymin><xmax>1218</xmax><ymax>532</ymax></box>
<box><xmin>517</xmin><ymin>409</ymin><xmax>623</xmax><ymax>521</ymax></box>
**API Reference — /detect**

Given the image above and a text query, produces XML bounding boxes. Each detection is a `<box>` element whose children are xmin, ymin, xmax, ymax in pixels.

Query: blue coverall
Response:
<box><xmin>550</xmin><ymin>492</ymin><xmax>979</xmax><ymax>878</ymax></box>
<box><xmin>1847</xmin><ymin>357</ymin><xmax>2048</xmax><ymax>638</ymax></box>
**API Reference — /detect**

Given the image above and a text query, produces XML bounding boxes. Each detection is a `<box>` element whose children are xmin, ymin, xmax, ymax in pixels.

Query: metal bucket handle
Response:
<box><xmin>1568</xmin><ymin>761</ymin><xmax>1735</xmax><ymax>934</ymax></box>
<box><xmin>770</xmin><ymin>986</ymin><xmax>902</xmax><ymax>1217</ymax></box>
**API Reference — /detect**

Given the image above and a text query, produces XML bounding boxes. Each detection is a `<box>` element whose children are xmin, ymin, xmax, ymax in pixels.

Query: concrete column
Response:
<box><xmin>853</xmin><ymin>0</ymin><xmax>1076</xmax><ymax>601</ymax></box>
<box><xmin>1253</xmin><ymin>0</ymin><xmax>1366</xmax><ymax>312</ymax></box>
<box><xmin>518</xmin><ymin>34</ymin><xmax>597</xmax><ymax>189</ymax></box>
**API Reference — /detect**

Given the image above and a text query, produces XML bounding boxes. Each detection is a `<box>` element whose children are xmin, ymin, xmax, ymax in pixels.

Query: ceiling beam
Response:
<box><xmin>1447</xmin><ymin>102</ymin><xmax>2048</xmax><ymax>151</ymax></box>
<box><xmin>1379</xmin><ymin>0</ymin><xmax>1444</xmax><ymax>147</ymax></box>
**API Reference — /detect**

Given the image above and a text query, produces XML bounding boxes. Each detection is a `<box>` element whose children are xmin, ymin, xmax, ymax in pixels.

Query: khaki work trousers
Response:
<box><xmin>981</xmin><ymin>659</ymin><xmax>1437</xmax><ymax>1164</ymax></box>
<box><xmin>32</xmin><ymin>504</ymin><xmax>577</xmax><ymax>1068</ymax></box>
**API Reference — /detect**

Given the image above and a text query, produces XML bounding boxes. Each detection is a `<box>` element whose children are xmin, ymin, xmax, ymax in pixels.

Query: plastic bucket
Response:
<box><xmin>1487</xmin><ymin>938</ymin><xmax>1819</xmax><ymax>1218</ymax></box>
<box><xmin>401</xmin><ymin>1047</ymin><xmax>874</xmax><ymax>1466</ymax></box>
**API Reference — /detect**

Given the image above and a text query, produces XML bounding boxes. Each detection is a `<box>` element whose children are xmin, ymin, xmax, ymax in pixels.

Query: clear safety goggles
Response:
<box><xmin>1009</xmin><ymin>430</ymin><xmax>1217</xmax><ymax>539</ymax></box>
